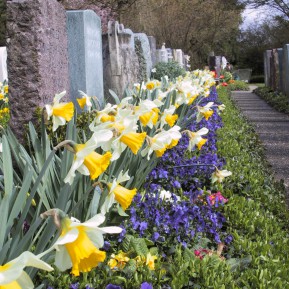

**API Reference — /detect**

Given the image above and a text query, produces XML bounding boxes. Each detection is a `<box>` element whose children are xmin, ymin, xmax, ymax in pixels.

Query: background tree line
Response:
<box><xmin>1</xmin><ymin>0</ymin><xmax>289</xmax><ymax>77</ymax></box>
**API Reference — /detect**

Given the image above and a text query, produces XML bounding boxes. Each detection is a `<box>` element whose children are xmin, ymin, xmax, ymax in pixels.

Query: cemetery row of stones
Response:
<box><xmin>0</xmin><ymin>0</ymin><xmax>190</xmax><ymax>138</ymax></box>
<box><xmin>264</xmin><ymin>44</ymin><xmax>289</xmax><ymax>97</ymax></box>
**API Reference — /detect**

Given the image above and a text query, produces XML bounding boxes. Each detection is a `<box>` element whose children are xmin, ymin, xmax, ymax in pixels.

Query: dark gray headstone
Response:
<box><xmin>67</xmin><ymin>10</ymin><xmax>104</xmax><ymax>109</ymax></box>
<box><xmin>277</xmin><ymin>48</ymin><xmax>283</xmax><ymax>92</ymax></box>
<box><xmin>6</xmin><ymin>0</ymin><xmax>69</xmax><ymax>138</ymax></box>
<box><xmin>264</xmin><ymin>50</ymin><xmax>272</xmax><ymax>87</ymax></box>
<box><xmin>282</xmin><ymin>44</ymin><xmax>289</xmax><ymax>97</ymax></box>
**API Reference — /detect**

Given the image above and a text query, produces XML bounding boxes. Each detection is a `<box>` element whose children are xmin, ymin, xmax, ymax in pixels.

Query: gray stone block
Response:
<box><xmin>67</xmin><ymin>10</ymin><xmax>104</xmax><ymax>109</ymax></box>
<box><xmin>148</xmin><ymin>36</ymin><xmax>157</xmax><ymax>67</ymax></box>
<box><xmin>277</xmin><ymin>48</ymin><xmax>283</xmax><ymax>92</ymax></box>
<box><xmin>0</xmin><ymin>47</ymin><xmax>7</xmax><ymax>82</ymax></box>
<box><xmin>6</xmin><ymin>0</ymin><xmax>69</xmax><ymax>138</ymax></box>
<box><xmin>282</xmin><ymin>44</ymin><xmax>289</xmax><ymax>97</ymax></box>
<box><xmin>264</xmin><ymin>50</ymin><xmax>272</xmax><ymax>87</ymax></box>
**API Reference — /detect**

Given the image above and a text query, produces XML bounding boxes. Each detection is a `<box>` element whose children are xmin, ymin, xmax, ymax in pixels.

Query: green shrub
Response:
<box><xmin>254</xmin><ymin>86</ymin><xmax>289</xmax><ymax>114</ymax></box>
<box><xmin>151</xmin><ymin>61</ymin><xmax>186</xmax><ymax>81</ymax></box>
<box><xmin>227</xmin><ymin>80</ymin><xmax>249</xmax><ymax>91</ymax></box>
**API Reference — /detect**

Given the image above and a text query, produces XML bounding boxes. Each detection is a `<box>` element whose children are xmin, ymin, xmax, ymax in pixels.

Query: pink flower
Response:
<box><xmin>209</xmin><ymin>192</ymin><xmax>228</xmax><ymax>206</ymax></box>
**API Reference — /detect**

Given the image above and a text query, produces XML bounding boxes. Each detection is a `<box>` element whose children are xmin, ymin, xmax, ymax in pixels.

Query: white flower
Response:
<box><xmin>211</xmin><ymin>169</ymin><xmax>232</xmax><ymax>183</ymax></box>
<box><xmin>77</xmin><ymin>91</ymin><xmax>93</xmax><ymax>112</ymax></box>
<box><xmin>187</xmin><ymin>127</ymin><xmax>209</xmax><ymax>151</ymax></box>
<box><xmin>52</xmin><ymin>213</ymin><xmax>122</xmax><ymax>276</ymax></box>
<box><xmin>0</xmin><ymin>251</ymin><xmax>53</xmax><ymax>288</ymax></box>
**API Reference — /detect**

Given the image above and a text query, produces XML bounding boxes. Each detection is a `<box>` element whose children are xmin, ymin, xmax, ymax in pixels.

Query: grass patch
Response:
<box><xmin>227</xmin><ymin>80</ymin><xmax>249</xmax><ymax>91</ymax></box>
<box><xmin>254</xmin><ymin>86</ymin><xmax>289</xmax><ymax>114</ymax></box>
<box><xmin>217</xmin><ymin>86</ymin><xmax>289</xmax><ymax>288</ymax></box>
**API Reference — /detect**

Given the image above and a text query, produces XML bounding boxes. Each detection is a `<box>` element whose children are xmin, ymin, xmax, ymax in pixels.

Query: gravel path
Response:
<box><xmin>231</xmin><ymin>85</ymin><xmax>289</xmax><ymax>195</ymax></box>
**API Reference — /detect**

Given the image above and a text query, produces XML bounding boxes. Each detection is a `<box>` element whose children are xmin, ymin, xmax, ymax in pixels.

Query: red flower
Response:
<box><xmin>219</xmin><ymin>75</ymin><xmax>224</xmax><ymax>79</ymax></box>
<box><xmin>221</xmin><ymin>82</ymin><xmax>228</xmax><ymax>86</ymax></box>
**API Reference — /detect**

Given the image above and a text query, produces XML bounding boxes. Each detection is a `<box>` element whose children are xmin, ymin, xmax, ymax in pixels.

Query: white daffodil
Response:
<box><xmin>0</xmin><ymin>143</ymin><xmax>2</xmax><ymax>153</ymax></box>
<box><xmin>211</xmin><ymin>168</ymin><xmax>232</xmax><ymax>183</ymax></box>
<box><xmin>45</xmin><ymin>91</ymin><xmax>74</xmax><ymax>131</ymax></box>
<box><xmin>136</xmin><ymin>99</ymin><xmax>163</xmax><ymax>129</ymax></box>
<box><xmin>141</xmin><ymin>126</ymin><xmax>182</xmax><ymax>160</ymax></box>
<box><xmin>186</xmin><ymin>127</ymin><xmax>209</xmax><ymax>151</ymax></box>
<box><xmin>41</xmin><ymin>210</ymin><xmax>122</xmax><ymax>277</ymax></box>
<box><xmin>77</xmin><ymin>91</ymin><xmax>93</xmax><ymax>112</ymax></box>
<box><xmin>101</xmin><ymin>170</ymin><xmax>137</xmax><ymax>214</ymax></box>
<box><xmin>64</xmin><ymin>129</ymin><xmax>113</xmax><ymax>184</ymax></box>
<box><xmin>159</xmin><ymin>189</ymin><xmax>180</xmax><ymax>202</ymax></box>
<box><xmin>160</xmin><ymin>105</ymin><xmax>178</xmax><ymax>128</ymax></box>
<box><xmin>0</xmin><ymin>251</ymin><xmax>53</xmax><ymax>289</ymax></box>
<box><xmin>218</xmin><ymin>104</ymin><xmax>226</xmax><ymax>112</ymax></box>
<box><xmin>196</xmin><ymin>102</ymin><xmax>214</xmax><ymax>122</ymax></box>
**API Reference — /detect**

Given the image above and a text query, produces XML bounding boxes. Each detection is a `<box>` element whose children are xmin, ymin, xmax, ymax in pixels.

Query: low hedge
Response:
<box><xmin>254</xmin><ymin>86</ymin><xmax>289</xmax><ymax>114</ymax></box>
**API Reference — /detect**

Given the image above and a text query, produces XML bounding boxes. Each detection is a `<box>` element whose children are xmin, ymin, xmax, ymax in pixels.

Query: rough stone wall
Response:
<box><xmin>6</xmin><ymin>0</ymin><xmax>69</xmax><ymax>138</ymax></box>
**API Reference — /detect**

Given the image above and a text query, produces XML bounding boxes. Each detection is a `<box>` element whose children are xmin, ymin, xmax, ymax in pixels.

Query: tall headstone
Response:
<box><xmin>0</xmin><ymin>47</ymin><xmax>7</xmax><ymax>82</ymax></box>
<box><xmin>175</xmin><ymin>49</ymin><xmax>184</xmax><ymax>68</ymax></box>
<box><xmin>264</xmin><ymin>50</ymin><xmax>272</xmax><ymax>87</ymax></box>
<box><xmin>282</xmin><ymin>44</ymin><xmax>289</xmax><ymax>97</ymax></box>
<box><xmin>67</xmin><ymin>10</ymin><xmax>104</xmax><ymax>109</ymax></box>
<box><xmin>134</xmin><ymin>33</ymin><xmax>152</xmax><ymax>80</ymax></box>
<box><xmin>148</xmin><ymin>36</ymin><xmax>157</xmax><ymax>67</ymax></box>
<box><xmin>6</xmin><ymin>0</ymin><xmax>69</xmax><ymax>138</ymax></box>
<box><xmin>166</xmin><ymin>48</ymin><xmax>173</xmax><ymax>62</ymax></box>
<box><xmin>277</xmin><ymin>48</ymin><xmax>283</xmax><ymax>92</ymax></box>
<box><xmin>103</xmin><ymin>21</ymin><xmax>140</xmax><ymax>99</ymax></box>
<box><xmin>156</xmin><ymin>43</ymin><xmax>168</xmax><ymax>63</ymax></box>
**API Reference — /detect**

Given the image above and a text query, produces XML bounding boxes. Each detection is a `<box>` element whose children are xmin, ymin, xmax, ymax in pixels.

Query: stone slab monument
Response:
<box><xmin>67</xmin><ymin>10</ymin><xmax>104</xmax><ymax>109</ymax></box>
<box><xmin>282</xmin><ymin>44</ymin><xmax>289</xmax><ymax>97</ymax></box>
<box><xmin>148</xmin><ymin>36</ymin><xmax>157</xmax><ymax>67</ymax></box>
<box><xmin>134</xmin><ymin>33</ymin><xmax>152</xmax><ymax>80</ymax></box>
<box><xmin>175</xmin><ymin>49</ymin><xmax>184</xmax><ymax>68</ymax></box>
<box><xmin>0</xmin><ymin>47</ymin><xmax>7</xmax><ymax>82</ymax></box>
<box><xmin>277</xmin><ymin>48</ymin><xmax>283</xmax><ymax>92</ymax></box>
<box><xmin>264</xmin><ymin>50</ymin><xmax>272</xmax><ymax>88</ymax></box>
<box><xmin>6</xmin><ymin>0</ymin><xmax>69</xmax><ymax>138</ymax></box>
<box><xmin>156</xmin><ymin>43</ymin><xmax>168</xmax><ymax>63</ymax></box>
<box><xmin>103</xmin><ymin>21</ymin><xmax>140</xmax><ymax>99</ymax></box>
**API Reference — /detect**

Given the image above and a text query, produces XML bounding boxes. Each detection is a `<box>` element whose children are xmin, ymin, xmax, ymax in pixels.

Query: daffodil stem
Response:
<box><xmin>53</xmin><ymin>140</ymin><xmax>73</xmax><ymax>151</ymax></box>
<box><xmin>167</xmin><ymin>163</ymin><xmax>217</xmax><ymax>169</ymax></box>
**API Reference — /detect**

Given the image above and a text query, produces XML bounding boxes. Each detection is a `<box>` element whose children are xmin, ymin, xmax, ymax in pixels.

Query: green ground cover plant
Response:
<box><xmin>226</xmin><ymin>80</ymin><xmax>249</xmax><ymax>91</ymax></box>
<box><xmin>254</xmin><ymin>86</ymin><xmax>289</xmax><ymax>114</ymax></box>
<box><xmin>217</xmin><ymin>86</ymin><xmax>289</xmax><ymax>288</ymax></box>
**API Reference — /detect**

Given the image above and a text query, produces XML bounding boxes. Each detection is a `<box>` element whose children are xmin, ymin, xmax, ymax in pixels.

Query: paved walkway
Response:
<box><xmin>231</xmin><ymin>85</ymin><xmax>289</xmax><ymax>195</ymax></box>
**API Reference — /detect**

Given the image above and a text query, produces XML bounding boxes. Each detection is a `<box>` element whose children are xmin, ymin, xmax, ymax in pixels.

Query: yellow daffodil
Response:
<box><xmin>41</xmin><ymin>210</ymin><xmax>122</xmax><ymax>277</ymax></box>
<box><xmin>76</xmin><ymin>91</ymin><xmax>92</xmax><ymax>111</ymax></box>
<box><xmin>211</xmin><ymin>168</ymin><xmax>232</xmax><ymax>183</ymax></box>
<box><xmin>141</xmin><ymin>126</ymin><xmax>182</xmax><ymax>160</ymax></box>
<box><xmin>0</xmin><ymin>93</ymin><xmax>4</xmax><ymax>100</ymax></box>
<box><xmin>146</xmin><ymin>252</ymin><xmax>157</xmax><ymax>270</ymax></box>
<box><xmin>64</xmin><ymin>130</ymin><xmax>113</xmax><ymax>184</ymax></box>
<box><xmin>3</xmin><ymin>85</ymin><xmax>8</xmax><ymax>94</ymax></box>
<box><xmin>146</xmin><ymin>81</ymin><xmax>155</xmax><ymax>90</ymax></box>
<box><xmin>101</xmin><ymin>171</ymin><xmax>137</xmax><ymax>213</ymax></box>
<box><xmin>120</xmin><ymin>132</ymin><xmax>147</xmax><ymax>154</ymax></box>
<box><xmin>45</xmin><ymin>91</ymin><xmax>74</xmax><ymax>131</ymax></box>
<box><xmin>160</xmin><ymin>105</ymin><xmax>178</xmax><ymax>128</ymax></box>
<box><xmin>196</xmin><ymin>102</ymin><xmax>214</xmax><ymax>122</ymax></box>
<box><xmin>186</xmin><ymin>127</ymin><xmax>209</xmax><ymax>151</ymax></box>
<box><xmin>0</xmin><ymin>251</ymin><xmax>53</xmax><ymax>289</ymax></box>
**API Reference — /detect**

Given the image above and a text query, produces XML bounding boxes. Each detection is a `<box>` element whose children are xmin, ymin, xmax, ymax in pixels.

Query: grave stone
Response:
<box><xmin>166</xmin><ymin>48</ymin><xmax>173</xmax><ymax>62</ymax></box>
<box><xmin>233</xmin><ymin>69</ymin><xmax>252</xmax><ymax>83</ymax></box>
<box><xmin>67</xmin><ymin>10</ymin><xmax>104</xmax><ymax>109</ymax></box>
<box><xmin>6</xmin><ymin>0</ymin><xmax>69</xmax><ymax>138</ymax></box>
<box><xmin>175</xmin><ymin>49</ymin><xmax>184</xmax><ymax>68</ymax></box>
<box><xmin>148</xmin><ymin>36</ymin><xmax>157</xmax><ymax>67</ymax></box>
<box><xmin>156</xmin><ymin>43</ymin><xmax>168</xmax><ymax>63</ymax></box>
<box><xmin>282</xmin><ymin>44</ymin><xmax>289</xmax><ymax>97</ymax></box>
<box><xmin>184</xmin><ymin>55</ymin><xmax>191</xmax><ymax>71</ymax></box>
<box><xmin>277</xmin><ymin>48</ymin><xmax>283</xmax><ymax>92</ymax></box>
<box><xmin>103</xmin><ymin>21</ymin><xmax>140</xmax><ymax>99</ymax></box>
<box><xmin>0</xmin><ymin>47</ymin><xmax>7</xmax><ymax>82</ymax></box>
<box><xmin>134</xmin><ymin>33</ymin><xmax>152</xmax><ymax>80</ymax></box>
<box><xmin>264</xmin><ymin>50</ymin><xmax>272</xmax><ymax>87</ymax></box>
<box><xmin>215</xmin><ymin>56</ymin><xmax>222</xmax><ymax>78</ymax></box>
